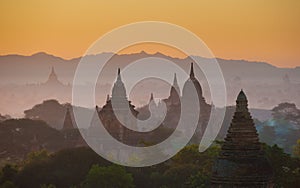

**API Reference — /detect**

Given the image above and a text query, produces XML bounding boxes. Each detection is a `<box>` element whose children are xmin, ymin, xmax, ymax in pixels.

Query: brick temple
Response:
<box><xmin>211</xmin><ymin>90</ymin><xmax>273</xmax><ymax>187</ymax></box>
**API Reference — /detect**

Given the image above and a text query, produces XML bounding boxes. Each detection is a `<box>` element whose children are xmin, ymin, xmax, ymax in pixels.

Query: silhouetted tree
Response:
<box><xmin>24</xmin><ymin>99</ymin><xmax>67</xmax><ymax>129</ymax></box>
<box><xmin>16</xmin><ymin>147</ymin><xmax>110</xmax><ymax>188</ymax></box>
<box><xmin>263</xmin><ymin>144</ymin><xmax>300</xmax><ymax>187</ymax></box>
<box><xmin>82</xmin><ymin>165</ymin><xmax>134</xmax><ymax>188</ymax></box>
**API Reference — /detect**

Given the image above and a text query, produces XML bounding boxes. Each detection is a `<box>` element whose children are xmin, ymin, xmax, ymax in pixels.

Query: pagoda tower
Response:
<box><xmin>148</xmin><ymin>93</ymin><xmax>158</xmax><ymax>110</ymax></box>
<box><xmin>61</xmin><ymin>106</ymin><xmax>84</xmax><ymax>147</ymax></box>
<box><xmin>163</xmin><ymin>73</ymin><xmax>181</xmax><ymax>106</ymax></box>
<box><xmin>99</xmin><ymin>68</ymin><xmax>138</xmax><ymax>143</ymax></box>
<box><xmin>211</xmin><ymin>90</ymin><xmax>273</xmax><ymax>187</ymax></box>
<box><xmin>62</xmin><ymin>107</ymin><xmax>74</xmax><ymax>130</ymax></box>
<box><xmin>44</xmin><ymin>66</ymin><xmax>63</xmax><ymax>86</ymax></box>
<box><xmin>160</xmin><ymin>73</ymin><xmax>182</xmax><ymax>129</ymax></box>
<box><xmin>181</xmin><ymin>63</ymin><xmax>211</xmax><ymax>141</ymax></box>
<box><xmin>182</xmin><ymin>63</ymin><xmax>207</xmax><ymax>106</ymax></box>
<box><xmin>168</xmin><ymin>73</ymin><xmax>181</xmax><ymax>105</ymax></box>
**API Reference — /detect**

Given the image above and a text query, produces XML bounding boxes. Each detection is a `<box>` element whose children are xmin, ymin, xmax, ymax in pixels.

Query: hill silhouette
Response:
<box><xmin>0</xmin><ymin>52</ymin><xmax>299</xmax><ymax>117</ymax></box>
<box><xmin>0</xmin><ymin>51</ymin><xmax>299</xmax><ymax>85</ymax></box>
<box><xmin>0</xmin><ymin>119</ymin><xmax>64</xmax><ymax>161</ymax></box>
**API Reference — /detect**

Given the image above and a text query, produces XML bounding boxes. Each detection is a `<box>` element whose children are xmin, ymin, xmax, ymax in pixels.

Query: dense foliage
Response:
<box><xmin>0</xmin><ymin>142</ymin><xmax>299</xmax><ymax>188</ymax></box>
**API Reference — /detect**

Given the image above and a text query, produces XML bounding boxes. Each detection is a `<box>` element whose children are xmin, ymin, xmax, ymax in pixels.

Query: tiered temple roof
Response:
<box><xmin>211</xmin><ymin>90</ymin><xmax>273</xmax><ymax>187</ymax></box>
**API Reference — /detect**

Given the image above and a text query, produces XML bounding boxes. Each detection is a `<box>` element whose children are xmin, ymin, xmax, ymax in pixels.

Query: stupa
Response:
<box><xmin>211</xmin><ymin>90</ymin><xmax>273</xmax><ymax>187</ymax></box>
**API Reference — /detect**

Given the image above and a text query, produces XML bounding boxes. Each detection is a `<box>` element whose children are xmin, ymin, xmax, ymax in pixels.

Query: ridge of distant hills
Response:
<box><xmin>0</xmin><ymin>51</ymin><xmax>299</xmax><ymax>85</ymax></box>
<box><xmin>0</xmin><ymin>51</ymin><xmax>299</xmax><ymax>117</ymax></box>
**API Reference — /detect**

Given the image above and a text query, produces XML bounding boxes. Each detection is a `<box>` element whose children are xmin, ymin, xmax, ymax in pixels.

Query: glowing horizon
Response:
<box><xmin>1</xmin><ymin>0</ymin><xmax>299</xmax><ymax>68</ymax></box>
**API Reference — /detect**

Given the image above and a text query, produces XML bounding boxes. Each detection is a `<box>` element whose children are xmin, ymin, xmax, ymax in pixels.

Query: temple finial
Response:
<box><xmin>50</xmin><ymin>66</ymin><xmax>56</xmax><ymax>75</ymax></box>
<box><xmin>190</xmin><ymin>62</ymin><xmax>195</xmax><ymax>78</ymax></box>
<box><xmin>237</xmin><ymin>89</ymin><xmax>247</xmax><ymax>101</ymax></box>
<box><xmin>236</xmin><ymin>89</ymin><xmax>248</xmax><ymax>112</ymax></box>
<box><xmin>117</xmin><ymin>68</ymin><xmax>122</xmax><ymax>81</ymax></box>
<box><xmin>171</xmin><ymin>72</ymin><xmax>181</xmax><ymax>97</ymax></box>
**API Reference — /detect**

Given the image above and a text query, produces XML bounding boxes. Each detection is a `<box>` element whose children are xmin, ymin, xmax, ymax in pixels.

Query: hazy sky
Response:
<box><xmin>0</xmin><ymin>0</ymin><xmax>299</xmax><ymax>67</ymax></box>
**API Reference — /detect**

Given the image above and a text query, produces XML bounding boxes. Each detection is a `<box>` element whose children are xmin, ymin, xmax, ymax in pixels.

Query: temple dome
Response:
<box><xmin>182</xmin><ymin>63</ymin><xmax>205</xmax><ymax>104</ymax></box>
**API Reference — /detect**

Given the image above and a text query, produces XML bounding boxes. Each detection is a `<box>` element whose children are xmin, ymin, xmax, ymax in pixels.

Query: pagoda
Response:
<box><xmin>182</xmin><ymin>63</ymin><xmax>207</xmax><ymax>107</ymax></box>
<box><xmin>211</xmin><ymin>90</ymin><xmax>273</xmax><ymax>187</ymax></box>
<box><xmin>62</xmin><ymin>107</ymin><xmax>74</xmax><ymax>130</ymax></box>
<box><xmin>98</xmin><ymin>68</ymin><xmax>138</xmax><ymax>143</ymax></box>
<box><xmin>164</xmin><ymin>73</ymin><xmax>181</xmax><ymax>106</ymax></box>
<box><xmin>44</xmin><ymin>67</ymin><xmax>63</xmax><ymax>86</ymax></box>
<box><xmin>182</xmin><ymin>63</ymin><xmax>211</xmax><ymax>141</ymax></box>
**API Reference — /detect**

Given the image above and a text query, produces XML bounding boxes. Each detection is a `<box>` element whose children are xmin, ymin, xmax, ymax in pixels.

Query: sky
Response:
<box><xmin>0</xmin><ymin>0</ymin><xmax>299</xmax><ymax>68</ymax></box>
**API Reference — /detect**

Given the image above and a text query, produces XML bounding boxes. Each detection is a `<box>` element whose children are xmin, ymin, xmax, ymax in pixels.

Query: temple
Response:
<box><xmin>182</xmin><ymin>62</ymin><xmax>208</xmax><ymax>107</ymax></box>
<box><xmin>98</xmin><ymin>68</ymin><xmax>139</xmax><ymax>143</ymax></box>
<box><xmin>182</xmin><ymin>63</ymin><xmax>211</xmax><ymax>141</ymax></box>
<box><xmin>62</xmin><ymin>107</ymin><xmax>74</xmax><ymax>130</ymax></box>
<box><xmin>44</xmin><ymin>67</ymin><xmax>64</xmax><ymax>87</ymax></box>
<box><xmin>60</xmin><ymin>106</ymin><xmax>87</xmax><ymax>147</ymax></box>
<box><xmin>164</xmin><ymin>73</ymin><xmax>181</xmax><ymax>106</ymax></box>
<box><xmin>89</xmin><ymin>63</ymin><xmax>212</xmax><ymax>146</ymax></box>
<box><xmin>211</xmin><ymin>90</ymin><xmax>273</xmax><ymax>187</ymax></box>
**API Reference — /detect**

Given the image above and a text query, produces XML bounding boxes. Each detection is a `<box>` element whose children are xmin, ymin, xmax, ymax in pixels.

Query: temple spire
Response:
<box><xmin>112</xmin><ymin>68</ymin><xmax>127</xmax><ymax>100</ymax></box>
<box><xmin>62</xmin><ymin>107</ymin><xmax>74</xmax><ymax>130</ymax></box>
<box><xmin>190</xmin><ymin>62</ymin><xmax>195</xmax><ymax>78</ymax></box>
<box><xmin>49</xmin><ymin>66</ymin><xmax>57</xmax><ymax>78</ymax></box>
<box><xmin>44</xmin><ymin>66</ymin><xmax>63</xmax><ymax>86</ymax></box>
<box><xmin>236</xmin><ymin>89</ymin><xmax>248</xmax><ymax>112</ymax></box>
<box><xmin>117</xmin><ymin>68</ymin><xmax>122</xmax><ymax>82</ymax></box>
<box><xmin>171</xmin><ymin>73</ymin><xmax>181</xmax><ymax>97</ymax></box>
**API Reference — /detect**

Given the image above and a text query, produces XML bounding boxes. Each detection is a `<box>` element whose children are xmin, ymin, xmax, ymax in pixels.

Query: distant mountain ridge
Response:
<box><xmin>0</xmin><ymin>51</ymin><xmax>282</xmax><ymax>67</ymax></box>
<box><xmin>0</xmin><ymin>51</ymin><xmax>299</xmax><ymax>85</ymax></box>
<box><xmin>0</xmin><ymin>51</ymin><xmax>299</xmax><ymax>116</ymax></box>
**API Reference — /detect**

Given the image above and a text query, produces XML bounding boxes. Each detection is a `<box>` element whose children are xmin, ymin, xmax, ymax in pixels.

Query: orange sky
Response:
<box><xmin>0</xmin><ymin>0</ymin><xmax>299</xmax><ymax>68</ymax></box>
